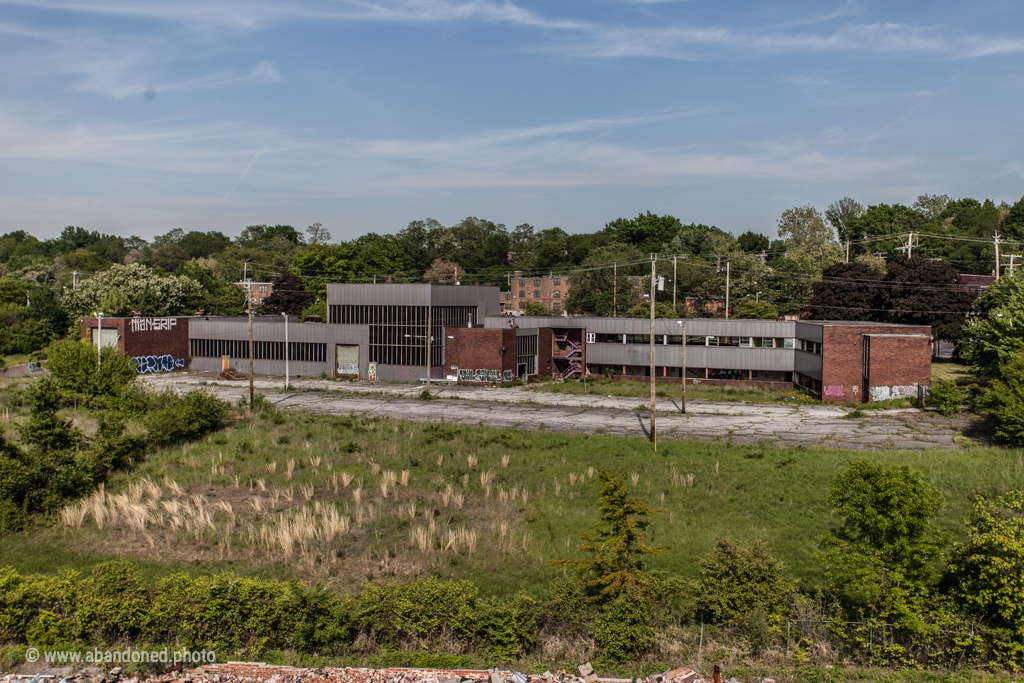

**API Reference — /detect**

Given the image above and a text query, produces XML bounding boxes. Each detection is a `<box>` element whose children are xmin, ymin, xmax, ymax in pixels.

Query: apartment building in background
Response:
<box><xmin>501</xmin><ymin>270</ymin><xmax>571</xmax><ymax>313</ymax></box>
<box><xmin>235</xmin><ymin>280</ymin><xmax>274</xmax><ymax>305</ymax></box>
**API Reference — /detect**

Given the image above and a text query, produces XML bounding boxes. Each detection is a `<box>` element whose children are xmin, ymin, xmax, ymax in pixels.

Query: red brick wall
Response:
<box><xmin>820</xmin><ymin>324</ymin><xmax>930</xmax><ymax>403</ymax></box>
<box><xmin>538</xmin><ymin>328</ymin><xmax>554</xmax><ymax>378</ymax></box>
<box><xmin>504</xmin><ymin>272</ymin><xmax>571</xmax><ymax>313</ymax></box>
<box><xmin>81</xmin><ymin>316</ymin><xmax>191</xmax><ymax>368</ymax></box>
<box><xmin>866</xmin><ymin>335</ymin><xmax>932</xmax><ymax>400</ymax></box>
<box><xmin>444</xmin><ymin>327</ymin><xmax>515</xmax><ymax>383</ymax></box>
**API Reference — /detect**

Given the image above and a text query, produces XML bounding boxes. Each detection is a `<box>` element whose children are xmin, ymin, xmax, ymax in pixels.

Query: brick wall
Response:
<box><xmin>444</xmin><ymin>327</ymin><xmax>516</xmax><ymax>383</ymax></box>
<box><xmin>81</xmin><ymin>316</ymin><xmax>191</xmax><ymax>371</ymax></box>
<box><xmin>866</xmin><ymin>334</ymin><xmax>932</xmax><ymax>401</ymax></box>
<box><xmin>820</xmin><ymin>324</ymin><xmax>930</xmax><ymax>404</ymax></box>
<box><xmin>538</xmin><ymin>328</ymin><xmax>554</xmax><ymax>378</ymax></box>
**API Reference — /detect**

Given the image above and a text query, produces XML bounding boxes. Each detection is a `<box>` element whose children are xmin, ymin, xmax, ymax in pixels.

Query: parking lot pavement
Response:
<box><xmin>142</xmin><ymin>373</ymin><xmax>973</xmax><ymax>451</ymax></box>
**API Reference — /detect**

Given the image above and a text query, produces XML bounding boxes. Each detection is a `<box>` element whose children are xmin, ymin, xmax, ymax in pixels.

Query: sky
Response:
<box><xmin>2</xmin><ymin>0</ymin><xmax>1024</xmax><ymax>243</ymax></box>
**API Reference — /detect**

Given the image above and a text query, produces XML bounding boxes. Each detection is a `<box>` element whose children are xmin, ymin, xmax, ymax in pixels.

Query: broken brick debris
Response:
<box><xmin>2</xmin><ymin>663</ymin><xmax>706</xmax><ymax>683</ymax></box>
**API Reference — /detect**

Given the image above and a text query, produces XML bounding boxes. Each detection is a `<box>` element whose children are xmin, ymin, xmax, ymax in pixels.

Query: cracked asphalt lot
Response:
<box><xmin>143</xmin><ymin>374</ymin><xmax>981</xmax><ymax>451</ymax></box>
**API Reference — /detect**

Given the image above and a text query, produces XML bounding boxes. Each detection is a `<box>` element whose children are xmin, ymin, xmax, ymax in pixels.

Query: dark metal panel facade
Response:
<box><xmin>794</xmin><ymin>351</ymin><xmax>823</xmax><ymax>380</ymax></box>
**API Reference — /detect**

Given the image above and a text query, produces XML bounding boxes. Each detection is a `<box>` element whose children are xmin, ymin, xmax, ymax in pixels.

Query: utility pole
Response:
<box><xmin>908</xmin><ymin>231</ymin><xmax>914</xmax><ymax>257</ymax></box>
<box><xmin>246</xmin><ymin>261</ymin><xmax>254</xmax><ymax>408</ymax></box>
<box><xmin>73</xmin><ymin>271</ymin><xmax>78</xmax><ymax>291</ymax></box>
<box><xmin>724</xmin><ymin>262</ymin><xmax>730</xmax><ymax>318</ymax></box>
<box><xmin>94</xmin><ymin>311</ymin><xmax>104</xmax><ymax>369</ymax></box>
<box><xmin>845</xmin><ymin>242</ymin><xmax>850</xmax><ymax>264</ymax></box>
<box><xmin>995</xmin><ymin>233</ymin><xmax>1002</xmax><ymax>280</ymax></box>
<box><xmin>426</xmin><ymin>295</ymin><xmax>432</xmax><ymax>394</ymax></box>
<box><xmin>678</xmin><ymin>320</ymin><xmax>686</xmax><ymax>414</ymax></box>
<box><xmin>1008</xmin><ymin>254</ymin><xmax>1022</xmax><ymax>275</ymax></box>
<box><xmin>649</xmin><ymin>255</ymin><xmax>657</xmax><ymax>450</ymax></box>
<box><xmin>613</xmin><ymin>263</ymin><xmax>617</xmax><ymax>317</ymax></box>
<box><xmin>281</xmin><ymin>311</ymin><xmax>289</xmax><ymax>390</ymax></box>
<box><xmin>672</xmin><ymin>255</ymin><xmax>677</xmax><ymax>311</ymax></box>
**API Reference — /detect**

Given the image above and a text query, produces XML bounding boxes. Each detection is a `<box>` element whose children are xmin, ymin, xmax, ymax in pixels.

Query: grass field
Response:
<box><xmin>932</xmin><ymin>362</ymin><xmax>978</xmax><ymax>386</ymax></box>
<box><xmin>2</xmin><ymin>397</ymin><xmax>1021</xmax><ymax>600</ymax></box>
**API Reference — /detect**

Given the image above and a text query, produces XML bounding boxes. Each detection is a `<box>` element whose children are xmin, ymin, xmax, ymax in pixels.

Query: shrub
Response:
<box><xmin>45</xmin><ymin>339</ymin><xmax>138</xmax><ymax>411</ymax></box>
<box><xmin>695</xmin><ymin>537</ymin><xmax>796</xmax><ymax>623</ymax></box>
<box><xmin>357</xmin><ymin>577</ymin><xmax>479</xmax><ymax>646</ymax></box>
<box><xmin>146</xmin><ymin>390</ymin><xmax>229</xmax><ymax>446</ymax></box>
<box><xmin>591</xmin><ymin>586</ymin><xmax>654</xmax><ymax>662</ymax></box>
<box><xmin>928</xmin><ymin>380</ymin><xmax>963</xmax><ymax>415</ymax></box>
<box><xmin>947</xmin><ymin>490</ymin><xmax>1024</xmax><ymax>669</ymax></box>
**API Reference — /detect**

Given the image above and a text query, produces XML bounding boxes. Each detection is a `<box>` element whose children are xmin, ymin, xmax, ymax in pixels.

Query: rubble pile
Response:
<box><xmin>217</xmin><ymin>367</ymin><xmax>248</xmax><ymax>381</ymax></box>
<box><xmin>1</xmin><ymin>662</ymin><xmax>711</xmax><ymax>683</ymax></box>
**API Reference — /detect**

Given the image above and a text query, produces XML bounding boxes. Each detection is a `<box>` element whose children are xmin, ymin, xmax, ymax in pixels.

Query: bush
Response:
<box><xmin>146</xmin><ymin>390</ymin><xmax>229</xmax><ymax>446</ymax></box>
<box><xmin>695</xmin><ymin>537</ymin><xmax>796</xmax><ymax>623</ymax></box>
<box><xmin>928</xmin><ymin>380</ymin><xmax>963</xmax><ymax>415</ymax></box>
<box><xmin>44</xmin><ymin>339</ymin><xmax>139</xmax><ymax>412</ymax></box>
<box><xmin>947</xmin><ymin>490</ymin><xmax>1024</xmax><ymax>669</ymax></box>
<box><xmin>591</xmin><ymin>586</ymin><xmax>654</xmax><ymax>662</ymax></box>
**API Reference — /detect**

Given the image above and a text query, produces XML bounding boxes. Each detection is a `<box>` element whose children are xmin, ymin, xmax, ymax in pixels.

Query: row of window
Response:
<box><xmin>518</xmin><ymin>278</ymin><xmax>561</xmax><ymax>286</ymax></box>
<box><xmin>585</xmin><ymin>334</ymin><xmax>812</xmax><ymax>350</ymax></box>
<box><xmin>190</xmin><ymin>339</ymin><xmax>327</xmax><ymax>362</ymax></box>
<box><xmin>505</xmin><ymin>290</ymin><xmax>562</xmax><ymax>300</ymax></box>
<box><xmin>329</xmin><ymin>305</ymin><xmax>476</xmax><ymax>327</ymax></box>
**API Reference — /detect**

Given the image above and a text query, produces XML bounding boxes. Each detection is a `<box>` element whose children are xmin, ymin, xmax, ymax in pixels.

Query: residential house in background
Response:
<box><xmin>235</xmin><ymin>280</ymin><xmax>274</xmax><ymax>305</ymax></box>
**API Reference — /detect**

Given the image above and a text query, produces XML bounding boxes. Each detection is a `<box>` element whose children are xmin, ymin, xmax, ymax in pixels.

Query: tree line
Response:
<box><xmin>1</xmin><ymin>193</ymin><xmax>1021</xmax><ymax>358</ymax></box>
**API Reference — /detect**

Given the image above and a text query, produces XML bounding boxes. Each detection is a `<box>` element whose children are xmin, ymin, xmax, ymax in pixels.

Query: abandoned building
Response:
<box><xmin>81</xmin><ymin>284</ymin><xmax>931</xmax><ymax>403</ymax></box>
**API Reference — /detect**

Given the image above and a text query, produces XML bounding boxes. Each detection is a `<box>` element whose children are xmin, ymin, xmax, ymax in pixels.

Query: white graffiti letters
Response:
<box><xmin>132</xmin><ymin>355</ymin><xmax>185</xmax><ymax>374</ymax></box>
<box><xmin>129</xmin><ymin>318</ymin><xmax>178</xmax><ymax>333</ymax></box>
<box><xmin>337</xmin><ymin>363</ymin><xmax>358</xmax><ymax>375</ymax></box>
<box><xmin>868</xmin><ymin>384</ymin><xmax>918</xmax><ymax>402</ymax></box>
<box><xmin>459</xmin><ymin>368</ymin><xmax>510</xmax><ymax>383</ymax></box>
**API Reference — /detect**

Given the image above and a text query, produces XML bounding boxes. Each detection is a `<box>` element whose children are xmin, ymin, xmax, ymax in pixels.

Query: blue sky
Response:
<box><xmin>2</xmin><ymin>0</ymin><xmax>1023</xmax><ymax>242</ymax></box>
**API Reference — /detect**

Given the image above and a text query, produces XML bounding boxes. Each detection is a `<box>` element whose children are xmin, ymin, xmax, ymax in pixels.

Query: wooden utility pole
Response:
<box><xmin>613</xmin><ymin>262</ymin><xmax>617</xmax><ymax>317</ymax></box>
<box><xmin>995</xmin><ymin>232</ymin><xmax>1001</xmax><ymax>280</ymax></box>
<box><xmin>246</xmin><ymin>261</ymin><xmax>254</xmax><ymax>408</ymax></box>
<box><xmin>672</xmin><ymin>255</ymin><xmax>677</xmax><ymax>310</ymax></box>
<box><xmin>426</xmin><ymin>296</ymin><xmax>432</xmax><ymax>393</ymax></box>
<box><xmin>649</xmin><ymin>255</ymin><xmax>657</xmax><ymax>449</ymax></box>
<box><xmin>845</xmin><ymin>241</ymin><xmax>850</xmax><ymax>263</ymax></box>
<box><xmin>724</xmin><ymin>262</ymin><xmax>730</xmax><ymax>318</ymax></box>
<box><xmin>680</xmin><ymin>320</ymin><xmax>686</xmax><ymax>414</ymax></box>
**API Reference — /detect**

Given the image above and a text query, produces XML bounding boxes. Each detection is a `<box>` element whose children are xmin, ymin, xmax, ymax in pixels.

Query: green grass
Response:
<box><xmin>5</xmin><ymin>406</ymin><xmax>1022</xmax><ymax>600</ymax></box>
<box><xmin>1</xmin><ymin>353</ymin><xmax>34</xmax><ymax>368</ymax></box>
<box><xmin>528</xmin><ymin>378</ymin><xmax>819</xmax><ymax>404</ymax></box>
<box><xmin>932</xmin><ymin>362</ymin><xmax>979</xmax><ymax>386</ymax></box>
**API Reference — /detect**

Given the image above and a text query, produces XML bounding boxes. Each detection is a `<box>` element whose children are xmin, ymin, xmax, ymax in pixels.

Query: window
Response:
<box><xmin>503</xmin><ymin>293</ymin><xmax>511</xmax><ymax>300</ymax></box>
<box><xmin>553</xmin><ymin>278</ymin><xmax>561</xmax><ymax>285</ymax></box>
<box><xmin>519</xmin><ymin>290</ymin><xmax>525</xmax><ymax>298</ymax></box>
<box><xmin>553</xmin><ymin>290</ymin><xmax>561</xmax><ymax>298</ymax></box>
<box><xmin>534</xmin><ymin>279</ymin><xmax>541</xmax><ymax>287</ymax></box>
<box><xmin>553</xmin><ymin>303</ymin><xmax>560</xmax><ymax>311</ymax></box>
<box><xmin>782</xmin><ymin>338</ymin><xmax>795</xmax><ymax>349</ymax></box>
<box><xmin>586</xmin><ymin>332</ymin><xmax>596</xmax><ymax>343</ymax></box>
<box><xmin>739</xmin><ymin>337</ymin><xmax>753</xmax><ymax>347</ymax></box>
<box><xmin>258</xmin><ymin>285</ymin><xmax>268</xmax><ymax>293</ymax></box>
<box><xmin>519</xmin><ymin>301</ymin><xmax>525</xmax><ymax>309</ymax></box>
<box><xmin>519</xmin><ymin>279</ymin><xmax>525</xmax><ymax>286</ymax></box>
<box><xmin>534</xmin><ymin>290</ymin><xmax>540</xmax><ymax>299</ymax></box>
<box><xmin>631</xmin><ymin>278</ymin><xmax>640</xmax><ymax>286</ymax></box>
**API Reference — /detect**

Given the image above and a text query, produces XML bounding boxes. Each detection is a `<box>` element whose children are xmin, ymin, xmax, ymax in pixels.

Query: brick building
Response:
<box><xmin>502</xmin><ymin>271</ymin><xmax>570</xmax><ymax>313</ymax></box>
<box><xmin>80</xmin><ymin>315</ymin><xmax>191</xmax><ymax>373</ymax></box>
<box><xmin>236</xmin><ymin>280</ymin><xmax>274</xmax><ymax>305</ymax></box>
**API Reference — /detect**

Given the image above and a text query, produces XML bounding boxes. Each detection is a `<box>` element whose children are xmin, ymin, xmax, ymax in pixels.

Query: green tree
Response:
<box><xmin>819</xmin><ymin>460</ymin><xmax>945</xmax><ymax>629</ymax></box>
<box><xmin>977</xmin><ymin>351</ymin><xmax>1024</xmax><ymax>446</ymax></box>
<box><xmin>551</xmin><ymin>468</ymin><xmax>667</xmax><ymax>599</ymax></box>
<box><xmin>695</xmin><ymin>538</ymin><xmax>796</xmax><ymax>623</ymax></box>
<box><xmin>947</xmin><ymin>490</ymin><xmax>1024</xmax><ymax>668</ymax></box>
<box><xmin>731</xmin><ymin>300</ymin><xmax>778</xmax><ymax>320</ymax></box>
<box><xmin>777</xmin><ymin>205</ymin><xmax>843</xmax><ymax>269</ymax></box>
<box><xmin>45</xmin><ymin>339</ymin><xmax>137</xmax><ymax>410</ymax></box>
<box><xmin>825</xmin><ymin>197</ymin><xmax>865</xmax><ymax>245</ymax></box>
<box><xmin>61</xmin><ymin>263</ymin><xmax>204</xmax><ymax>318</ymax></box>
<box><xmin>605</xmin><ymin>212</ymin><xmax>683</xmax><ymax>252</ymax></box>
<box><xmin>883</xmin><ymin>256</ymin><xmax>973</xmax><ymax>341</ymax></box>
<box><xmin>624</xmin><ymin>302</ymin><xmax>675</xmax><ymax>318</ymax></box>
<box><xmin>960</xmin><ymin>272</ymin><xmax>1024</xmax><ymax>378</ymax></box>
<box><xmin>737</xmin><ymin>231</ymin><xmax>769</xmax><ymax>254</ymax></box>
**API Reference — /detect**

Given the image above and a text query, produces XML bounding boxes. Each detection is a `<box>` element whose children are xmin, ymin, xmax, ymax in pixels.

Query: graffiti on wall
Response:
<box><xmin>368</xmin><ymin>363</ymin><xmax>377</xmax><ymax>381</ymax></box>
<box><xmin>337</xmin><ymin>363</ymin><xmax>359</xmax><ymax>376</ymax></box>
<box><xmin>458</xmin><ymin>368</ymin><xmax>513</xmax><ymax>383</ymax></box>
<box><xmin>132</xmin><ymin>355</ymin><xmax>185</xmax><ymax>374</ymax></box>
<box><xmin>129</xmin><ymin>317</ymin><xmax>178</xmax><ymax>333</ymax></box>
<box><xmin>869</xmin><ymin>384</ymin><xmax>919</xmax><ymax>402</ymax></box>
<box><xmin>824</xmin><ymin>385</ymin><xmax>845</xmax><ymax>397</ymax></box>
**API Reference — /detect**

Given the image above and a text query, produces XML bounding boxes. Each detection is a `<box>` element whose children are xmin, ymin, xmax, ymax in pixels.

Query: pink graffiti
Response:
<box><xmin>824</xmin><ymin>384</ymin><xmax>845</xmax><ymax>397</ymax></box>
